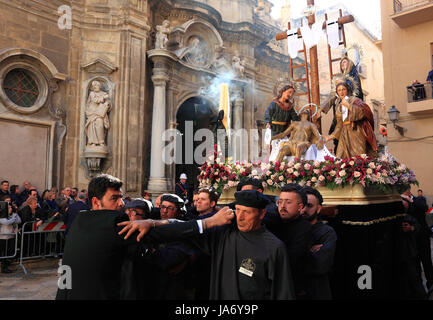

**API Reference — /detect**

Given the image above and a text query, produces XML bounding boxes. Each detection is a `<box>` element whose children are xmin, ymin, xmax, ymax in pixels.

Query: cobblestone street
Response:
<box><xmin>0</xmin><ymin>259</ymin><xmax>59</xmax><ymax>300</ymax></box>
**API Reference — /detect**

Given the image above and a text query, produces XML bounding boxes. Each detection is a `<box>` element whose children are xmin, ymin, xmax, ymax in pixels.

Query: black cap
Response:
<box><xmin>124</xmin><ymin>199</ymin><xmax>152</xmax><ymax>214</ymax></box>
<box><xmin>234</xmin><ymin>190</ymin><xmax>270</xmax><ymax>209</ymax></box>
<box><xmin>161</xmin><ymin>194</ymin><xmax>186</xmax><ymax>213</ymax></box>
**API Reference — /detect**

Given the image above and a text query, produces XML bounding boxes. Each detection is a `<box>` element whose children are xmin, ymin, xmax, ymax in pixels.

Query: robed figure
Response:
<box><xmin>85</xmin><ymin>80</ymin><xmax>111</xmax><ymax>148</ymax></box>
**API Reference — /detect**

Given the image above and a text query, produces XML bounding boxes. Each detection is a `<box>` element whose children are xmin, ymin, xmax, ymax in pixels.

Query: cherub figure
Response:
<box><xmin>155</xmin><ymin>20</ymin><xmax>170</xmax><ymax>49</ymax></box>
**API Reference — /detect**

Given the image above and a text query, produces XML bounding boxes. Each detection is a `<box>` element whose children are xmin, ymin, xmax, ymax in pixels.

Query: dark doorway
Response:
<box><xmin>176</xmin><ymin>96</ymin><xmax>217</xmax><ymax>199</ymax></box>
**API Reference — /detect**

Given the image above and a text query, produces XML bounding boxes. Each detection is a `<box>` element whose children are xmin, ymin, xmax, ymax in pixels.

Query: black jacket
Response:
<box><xmin>56</xmin><ymin>210</ymin><xmax>200</xmax><ymax>300</ymax></box>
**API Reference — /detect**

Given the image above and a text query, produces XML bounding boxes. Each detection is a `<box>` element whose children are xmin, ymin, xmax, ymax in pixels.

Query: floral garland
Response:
<box><xmin>198</xmin><ymin>146</ymin><xmax>418</xmax><ymax>194</ymax></box>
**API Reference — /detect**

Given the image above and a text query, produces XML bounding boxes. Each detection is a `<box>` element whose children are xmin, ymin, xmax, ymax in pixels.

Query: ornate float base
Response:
<box><xmin>218</xmin><ymin>184</ymin><xmax>401</xmax><ymax>205</ymax></box>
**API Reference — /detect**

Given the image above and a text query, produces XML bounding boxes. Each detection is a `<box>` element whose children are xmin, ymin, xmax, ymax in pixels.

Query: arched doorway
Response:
<box><xmin>176</xmin><ymin>96</ymin><xmax>217</xmax><ymax>199</ymax></box>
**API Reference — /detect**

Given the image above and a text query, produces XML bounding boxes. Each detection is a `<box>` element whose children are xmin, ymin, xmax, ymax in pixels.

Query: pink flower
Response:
<box><xmin>304</xmin><ymin>163</ymin><xmax>312</xmax><ymax>170</ymax></box>
<box><xmin>353</xmin><ymin>171</ymin><xmax>361</xmax><ymax>178</ymax></box>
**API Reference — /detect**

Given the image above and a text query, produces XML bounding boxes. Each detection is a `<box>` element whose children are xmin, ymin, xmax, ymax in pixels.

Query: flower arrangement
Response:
<box><xmin>198</xmin><ymin>146</ymin><xmax>418</xmax><ymax>194</ymax></box>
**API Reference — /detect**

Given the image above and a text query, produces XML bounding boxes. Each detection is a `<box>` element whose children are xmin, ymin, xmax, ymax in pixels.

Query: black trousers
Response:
<box><xmin>416</xmin><ymin>231</ymin><xmax>433</xmax><ymax>289</ymax></box>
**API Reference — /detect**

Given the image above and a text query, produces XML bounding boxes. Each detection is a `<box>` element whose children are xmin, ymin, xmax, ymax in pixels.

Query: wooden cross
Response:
<box><xmin>275</xmin><ymin>0</ymin><xmax>354</xmax><ymax>133</ymax></box>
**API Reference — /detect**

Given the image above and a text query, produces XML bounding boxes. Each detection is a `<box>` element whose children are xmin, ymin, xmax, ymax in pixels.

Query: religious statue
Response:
<box><xmin>85</xmin><ymin>80</ymin><xmax>111</xmax><ymax>149</ymax></box>
<box><xmin>211</xmin><ymin>46</ymin><xmax>231</xmax><ymax>74</ymax></box>
<box><xmin>319</xmin><ymin>57</ymin><xmax>363</xmax><ymax>152</ymax></box>
<box><xmin>324</xmin><ymin>82</ymin><xmax>378</xmax><ymax>159</ymax></box>
<box><xmin>264</xmin><ymin>84</ymin><xmax>299</xmax><ymax>137</ymax></box>
<box><xmin>269</xmin><ymin>106</ymin><xmax>327</xmax><ymax>162</ymax></box>
<box><xmin>232</xmin><ymin>55</ymin><xmax>245</xmax><ymax>78</ymax></box>
<box><xmin>155</xmin><ymin>20</ymin><xmax>171</xmax><ymax>49</ymax></box>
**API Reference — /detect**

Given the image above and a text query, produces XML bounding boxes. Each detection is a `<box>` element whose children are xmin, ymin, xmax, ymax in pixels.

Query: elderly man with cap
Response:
<box><xmin>175</xmin><ymin>173</ymin><xmax>190</xmax><ymax>205</ymax></box>
<box><xmin>125</xmin><ymin>198</ymin><xmax>153</xmax><ymax>221</ymax></box>
<box><xmin>119</xmin><ymin>189</ymin><xmax>295</xmax><ymax>300</ymax></box>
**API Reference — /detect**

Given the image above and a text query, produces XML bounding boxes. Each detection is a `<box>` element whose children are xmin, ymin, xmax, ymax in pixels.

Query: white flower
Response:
<box><xmin>319</xmin><ymin>175</ymin><xmax>325</xmax><ymax>182</ymax></box>
<box><xmin>294</xmin><ymin>163</ymin><xmax>301</xmax><ymax>170</ymax></box>
<box><xmin>279</xmin><ymin>175</ymin><xmax>284</xmax><ymax>181</ymax></box>
<box><xmin>266</xmin><ymin>171</ymin><xmax>272</xmax><ymax>176</ymax></box>
<box><xmin>354</xmin><ymin>171</ymin><xmax>361</xmax><ymax>178</ymax></box>
<box><xmin>236</xmin><ymin>165</ymin><xmax>241</xmax><ymax>170</ymax></box>
<box><xmin>304</xmin><ymin>163</ymin><xmax>311</xmax><ymax>170</ymax></box>
<box><xmin>311</xmin><ymin>177</ymin><xmax>317</xmax><ymax>182</ymax></box>
<box><xmin>341</xmin><ymin>163</ymin><xmax>346</xmax><ymax>169</ymax></box>
<box><xmin>215</xmin><ymin>158</ymin><xmax>221</xmax><ymax>164</ymax></box>
<box><xmin>213</xmin><ymin>183</ymin><xmax>219</xmax><ymax>189</ymax></box>
<box><xmin>314</xmin><ymin>161</ymin><xmax>320</xmax><ymax>168</ymax></box>
<box><xmin>293</xmin><ymin>171</ymin><xmax>299</xmax><ymax>177</ymax></box>
<box><xmin>330</xmin><ymin>170</ymin><xmax>336</xmax><ymax>177</ymax></box>
<box><xmin>339</xmin><ymin>170</ymin><xmax>346</xmax><ymax>177</ymax></box>
<box><xmin>287</xmin><ymin>168</ymin><xmax>294</xmax><ymax>174</ymax></box>
<box><xmin>267</xmin><ymin>179</ymin><xmax>273</xmax><ymax>185</ymax></box>
<box><xmin>349</xmin><ymin>161</ymin><xmax>355</xmax><ymax>166</ymax></box>
<box><xmin>313</xmin><ymin>169</ymin><xmax>321</xmax><ymax>175</ymax></box>
<box><xmin>360</xmin><ymin>154</ymin><xmax>368</xmax><ymax>159</ymax></box>
<box><xmin>216</xmin><ymin>178</ymin><xmax>220</xmax><ymax>182</ymax></box>
<box><xmin>252</xmin><ymin>169</ymin><xmax>258</xmax><ymax>176</ymax></box>
<box><xmin>366</xmin><ymin>168</ymin><xmax>373</xmax><ymax>175</ymax></box>
<box><xmin>369</xmin><ymin>163</ymin><xmax>376</xmax><ymax>169</ymax></box>
<box><xmin>240</xmin><ymin>168</ymin><xmax>245</xmax><ymax>173</ymax></box>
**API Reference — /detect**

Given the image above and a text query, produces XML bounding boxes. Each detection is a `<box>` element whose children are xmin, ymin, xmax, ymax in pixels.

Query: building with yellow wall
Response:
<box><xmin>381</xmin><ymin>0</ymin><xmax>433</xmax><ymax>204</ymax></box>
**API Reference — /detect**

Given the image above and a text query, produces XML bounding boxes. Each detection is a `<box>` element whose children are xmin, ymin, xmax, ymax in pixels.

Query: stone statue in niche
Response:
<box><xmin>184</xmin><ymin>36</ymin><xmax>211</xmax><ymax>68</ymax></box>
<box><xmin>155</xmin><ymin>20</ymin><xmax>171</xmax><ymax>49</ymax></box>
<box><xmin>85</xmin><ymin>80</ymin><xmax>111</xmax><ymax>151</ymax></box>
<box><xmin>232</xmin><ymin>55</ymin><xmax>245</xmax><ymax>78</ymax></box>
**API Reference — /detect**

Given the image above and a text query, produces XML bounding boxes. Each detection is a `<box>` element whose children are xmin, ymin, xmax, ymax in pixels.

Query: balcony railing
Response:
<box><xmin>406</xmin><ymin>82</ymin><xmax>432</xmax><ymax>102</ymax></box>
<box><xmin>406</xmin><ymin>82</ymin><xmax>433</xmax><ymax>114</ymax></box>
<box><xmin>394</xmin><ymin>0</ymin><xmax>433</xmax><ymax>13</ymax></box>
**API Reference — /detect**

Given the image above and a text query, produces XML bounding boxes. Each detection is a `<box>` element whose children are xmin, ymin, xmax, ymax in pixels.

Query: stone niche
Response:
<box><xmin>80</xmin><ymin>74</ymin><xmax>115</xmax><ymax>178</ymax></box>
<box><xmin>170</xmin><ymin>19</ymin><xmax>224</xmax><ymax>70</ymax></box>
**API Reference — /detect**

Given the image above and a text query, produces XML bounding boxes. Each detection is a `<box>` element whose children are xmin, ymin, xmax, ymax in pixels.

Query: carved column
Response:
<box><xmin>148</xmin><ymin>55</ymin><xmax>170</xmax><ymax>194</ymax></box>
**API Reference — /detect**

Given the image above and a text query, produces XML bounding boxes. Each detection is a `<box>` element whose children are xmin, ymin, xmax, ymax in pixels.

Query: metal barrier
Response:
<box><xmin>0</xmin><ymin>231</ymin><xmax>20</xmax><ymax>261</ymax></box>
<box><xmin>19</xmin><ymin>221</ymin><xmax>66</xmax><ymax>274</ymax></box>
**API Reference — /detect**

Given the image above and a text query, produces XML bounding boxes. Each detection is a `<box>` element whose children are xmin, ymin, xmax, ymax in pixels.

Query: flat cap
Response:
<box><xmin>234</xmin><ymin>190</ymin><xmax>270</xmax><ymax>209</ymax></box>
<box><xmin>124</xmin><ymin>198</ymin><xmax>152</xmax><ymax>214</ymax></box>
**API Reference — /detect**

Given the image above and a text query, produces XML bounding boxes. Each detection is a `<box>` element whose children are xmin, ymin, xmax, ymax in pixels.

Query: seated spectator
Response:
<box><xmin>63</xmin><ymin>191</ymin><xmax>89</xmax><ymax>236</ymax></box>
<box><xmin>0</xmin><ymin>195</ymin><xmax>21</xmax><ymax>273</ymax></box>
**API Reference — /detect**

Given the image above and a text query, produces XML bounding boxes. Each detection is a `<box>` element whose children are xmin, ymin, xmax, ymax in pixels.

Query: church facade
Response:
<box><xmin>0</xmin><ymin>0</ymin><xmax>294</xmax><ymax>196</ymax></box>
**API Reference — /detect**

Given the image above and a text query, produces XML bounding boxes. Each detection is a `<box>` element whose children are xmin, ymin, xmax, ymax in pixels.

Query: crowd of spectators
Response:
<box><xmin>0</xmin><ymin>179</ymin><xmax>89</xmax><ymax>273</ymax></box>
